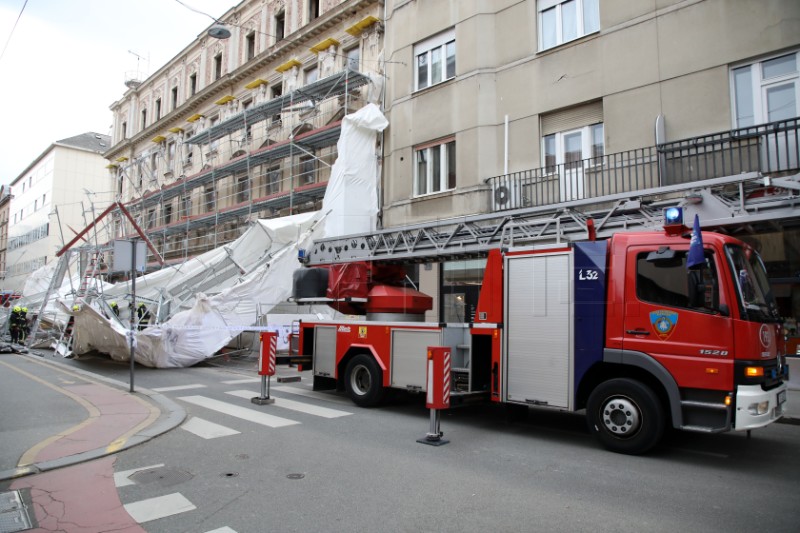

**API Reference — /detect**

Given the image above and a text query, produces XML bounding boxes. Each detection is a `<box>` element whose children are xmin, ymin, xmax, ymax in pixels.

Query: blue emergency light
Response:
<box><xmin>663</xmin><ymin>206</ymin><xmax>684</xmax><ymax>226</ymax></box>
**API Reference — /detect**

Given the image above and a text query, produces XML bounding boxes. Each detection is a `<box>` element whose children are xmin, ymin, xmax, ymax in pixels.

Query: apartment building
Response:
<box><xmin>0</xmin><ymin>185</ymin><xmax>11</xmax><ymax>288</ymax></box>
<box><xmin>104</xmin><ymin>0</ymin><xmax>384</xmax><ymax>264</ymax></box>
<box><xmin>4</xmin><ymin>133</ymin><xmax>113</xmax><ymax>292</ymax></box>
<box><xmin>380</xmin><ymin>0</ymin><xmax>800</xmax><ymax>325</ymax></box>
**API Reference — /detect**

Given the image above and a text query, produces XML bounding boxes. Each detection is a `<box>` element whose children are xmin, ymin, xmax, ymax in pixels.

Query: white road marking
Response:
<box><xmin>152</xmin><ymin>384</ymin><xmax>207</xmax><ymax>392</ymax></box>
<box><xmin>221</xmin><ymin>378</ymin><xmax>262</xmax><ymax>384</ymax></box>
<box><xmin>177</xmin><ymin>395</ymin><xmax>299</xmax><ymax>428</ymax></box>
<box><xmin>181</xmin><ymin>416</ymin><xmax>241</xmax><ymax>439</ymax></box>
<box><xmin>204</xmin><ymin>528</ymin><xmax>238</xmax><ymax>533</ymax></box>
<box><xmin>124</xmin><ymin>492</ymin><xmax>196</xmax><ymax>523</ymax></box>
<box><xmin>114</xmin><ymin>463</ymin><xmax>165</xmax><ymax>487</ymax></box>
<box><xmin>225</xmin><ymin>390</ymin><xmax>352</xmax><ymax>418</ymax></box>
<box><xmin>272</xmin><ymin>385</ymin><xmax>353</xmax><ymax>405</ymax></box>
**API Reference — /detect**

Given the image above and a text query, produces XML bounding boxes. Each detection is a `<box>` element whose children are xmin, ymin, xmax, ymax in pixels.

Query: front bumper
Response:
<box><xmin>734</xmin><ymin>382</ymin><xmax>788</xmax><ymax>430</ymax></box>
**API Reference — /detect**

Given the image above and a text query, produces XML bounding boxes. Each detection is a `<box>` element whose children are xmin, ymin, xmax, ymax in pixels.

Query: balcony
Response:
<box><xmin>487</xmin><ymin>118</ymin><xmax>800</xmax><ymax>211</ymax></box>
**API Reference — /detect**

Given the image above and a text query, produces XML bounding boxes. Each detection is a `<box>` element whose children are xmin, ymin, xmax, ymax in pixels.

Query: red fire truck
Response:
<box><xmin>294</xmin><ymin>204</ymin><xmax>789</xmax><ymax>454</ymax></box>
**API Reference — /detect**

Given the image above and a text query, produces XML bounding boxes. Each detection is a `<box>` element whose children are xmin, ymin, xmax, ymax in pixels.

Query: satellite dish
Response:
<box><xmin>208</xmin><ymin>23</ymin><xmax>231</xmax><ymax>39</ymax></box>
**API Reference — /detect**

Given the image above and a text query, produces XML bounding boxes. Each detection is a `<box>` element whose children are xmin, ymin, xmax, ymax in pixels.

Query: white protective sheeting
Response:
<box><xmin>70</xmin><ymin>103</ymin><xmax>388</xmax><ymax>367</ymax></box>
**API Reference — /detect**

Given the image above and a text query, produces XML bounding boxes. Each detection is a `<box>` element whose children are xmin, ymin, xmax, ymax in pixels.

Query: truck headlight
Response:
<box><xmin>747</xmin><ymin>401</ymin><xmax>769</xmax><ymax>415</ymax></box>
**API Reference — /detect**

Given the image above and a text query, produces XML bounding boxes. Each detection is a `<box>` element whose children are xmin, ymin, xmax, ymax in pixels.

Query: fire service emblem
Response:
<box><xmin>650</xmin><ymin>310</ymin><xmax>678</xmax><ymax>340</ymax></box>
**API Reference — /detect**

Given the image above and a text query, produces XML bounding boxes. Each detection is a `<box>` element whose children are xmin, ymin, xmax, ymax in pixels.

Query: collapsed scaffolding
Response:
<box><xmin>114</xmin><ymin>69</ymin><xmax>375</xmax><ymax>264</ymax></box>
<box><xmin>13</xmin><ymin>102</ymin><xmax>390</xmax><ymax>367</ymax></box>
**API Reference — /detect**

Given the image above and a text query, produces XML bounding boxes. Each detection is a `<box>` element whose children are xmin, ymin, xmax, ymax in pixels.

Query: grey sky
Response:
<box><xmin>0</xmin><ymin>0</ymin><xmax>231</xmax><ymax>185</ymax></box>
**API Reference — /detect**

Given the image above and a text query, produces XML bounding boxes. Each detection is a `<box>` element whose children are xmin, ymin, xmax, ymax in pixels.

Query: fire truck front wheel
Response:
<box><xmin>586</xmin><ymin>378</ymin><xmax>665</xmax><ymax>455</ymax></box>
<box><xmin>344</xmin><ymin>354</ymin><xmax>386</xmax><ymax>407</ymax></box>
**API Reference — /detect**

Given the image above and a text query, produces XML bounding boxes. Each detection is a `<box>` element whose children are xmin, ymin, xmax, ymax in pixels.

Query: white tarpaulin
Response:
<box><xmin>67</xmin><ymin>103</ymin><xmax>388</xmax><ymax>367</ymax></box>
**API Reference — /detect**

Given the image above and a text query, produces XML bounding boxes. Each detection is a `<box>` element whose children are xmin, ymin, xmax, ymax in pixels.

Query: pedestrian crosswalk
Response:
<box><xmin>225</xmin><ymin>389</ymin><xmax>352</xmax><ymax>418</ymax></box>
<box><xmin>117</xmin><ymin>377</ymin><xmax>352</xmax><ymax>530</ymax></box>
<box><xmin>181</xmin><ymin>416</ymin><xmax>241</xmax><ymax>439</ymax></box>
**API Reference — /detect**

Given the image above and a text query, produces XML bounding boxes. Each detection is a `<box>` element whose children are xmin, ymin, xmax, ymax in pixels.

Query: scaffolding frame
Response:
<box><xmin>112</xmin><ymin>69</ymin><xmax>371</xmax><ymax>269</ymax></box>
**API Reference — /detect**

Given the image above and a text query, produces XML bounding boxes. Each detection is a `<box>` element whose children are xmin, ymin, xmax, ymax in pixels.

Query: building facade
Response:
<box><xmin>102</xmin><ymin>0</ymin><xmax>800</xmax><ymax>333</ymax></box>
<box><xmin>104</xmin><ymin>0</ymin><xmax>384</xmax><ymax>265</ymax></box>
<box><xmin>0</xmin><ymin>185</ymin><xmax>12</xmax><ymax>289</ymax></box>
<box><xmin>4</xmin><ymin>133</ymin><xmax>113</xmax><ymax>292</ymax></box>
<box><xmin>380</xmin><ymin>0</ymin><xmax>800</xmax><ymax>327</ymax></box>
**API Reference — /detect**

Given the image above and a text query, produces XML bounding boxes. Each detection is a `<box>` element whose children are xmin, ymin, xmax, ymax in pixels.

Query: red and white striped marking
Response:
<box><xmin>442</xmin><ymin>350</ymin><xmax>451</xmax><ymax>406</ymax></box>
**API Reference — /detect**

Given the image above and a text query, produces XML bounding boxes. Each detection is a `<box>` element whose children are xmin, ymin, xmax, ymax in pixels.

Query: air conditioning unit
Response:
<box><xmin>492</xmin><ymin>181</ymin><xmax>522</xmax><ymax>211</ymax></box>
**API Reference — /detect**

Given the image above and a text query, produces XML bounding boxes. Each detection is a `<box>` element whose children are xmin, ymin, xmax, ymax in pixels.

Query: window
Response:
<box><xmin>150</xmin><ymin>152</ymin><xmax>158</xmax><ymax>173</ymax></box>
<box><xmin>732</xmin><ymin>50</ymin><xmax>799</xmax><ymax>127</ymax></box>
<box><xmin>305</xmin><ymin>65</ymin><xmax>318</xmax><ymax>85</ymax></box>
<box><xmin>141</xmin><ymin>109</ymin><xmax>147</xmax><ymax>131</ymax></box>
<box><xmin>299</xmin><ymin>156</ymin><xmax>316</xmax><ymax>186</ymax></box>
<box><xmin>275</xmin><ymin>11</ymin><xmax>285</xmax><ymax>42</ymax></box>
<box><xmin>636</xmin><ymin>251</ymin><xmax>719</xmax><ymax>312</ymax></box>
<box><xmin>271</xmin><ymin>85</ymin><xmax>283</xmax><ymax>123</ymax></box>
<box><xmin>163</xmin><ymin>204</ymin><xmax>173</xmax><ymax>225</ymax></box>
<box><xmin>180</xmin><ymin>193</ymin><xmax>192</xmax><ymax>218</ymax></box>
<box><xmin>538</xmin><ymin>0</ymin><xmax>599</xmax><ymax>51</ymax></box>
<box><xmin>237</xmin><ymin>175</ymin><xmax>250</xmax><ymax>202</ymax></box>
<box><xmin>346</xmin><ymin>46</ymin><xmax>360</xmax><ymax>71</ymax></box>
<box><xmin>246</xmin><ymin>32</ymin><xmax>256</xmax><ymax>61</ymax></box>
<box><xmin>267</xmin><ymin>166</ymin><xmax>281</xmax><ymax>194</ymax></box>
<box><xmin>171</xmin><ymin>86</ymin><xmax>179</xmax><ymax>110</ymax></box>
<box><xmin>441</xmin><ymin>259</ymin><xmax>486</xmax><ymax>322</ymax></box>
<box><xmin>189</xmin><ymin>73</ymin><xmax>197</xmax><ymax>96</ymax></box>
<box><xmin>214</xmin><ymin>54</ymin><xmax>223</xmax><ymax>80</ymax></box>
<box><xmin>167</xmin><ymin>142</ymin><xmax>176</xmax><ymax>170</ymax></box>
<box><xmin>209</xmin><ymin>117</ymin><xmax>219</xmax><ymax>152</ymax></box>
<box><xmin>155</xmin><ymin>98</ymin><xmax>162</xmax><ymax>121</ymax></box>
<box><xmin>540</xmin><ymin>101</ymin><xmax>604</xmax><ymax>200</ymax></box>
<box><xmin>414</xmin><ymin>29</ymin><xmax>456</xmax><ymax>91</ymax></box>
<box><xmin>146</xmin><ymin>209</ymin><xmax>156</xmax><ymax>229</ymax></box>
<box><xmin>308</xmin><ymin>0</ymin><xmax>319</xmax><ymax>21</ymax></box>
<box><xmin>414</xmin><ymin>138</ymin><xmax>456</xmax><ymax>196</ymax></box>
<box><xmin>204</xmin><ymin>185</ymin><xmax>215</xmax><ymax>210</ymax></box>
<box><xmin>121</xmin><ymin>121</ymin><xmax>127</xmax><ymax>140</ymax></box>
<box><xmin>543</xmin><ymin>123</ymin><xmax>604</xmax><ymax>170</ymax></box>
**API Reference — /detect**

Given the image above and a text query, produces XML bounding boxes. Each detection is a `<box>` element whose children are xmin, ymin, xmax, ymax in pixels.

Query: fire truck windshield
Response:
<box><xmin>725</xmin><ymin>244</ymin><xmax>780</xmax><ymax>323</ymax></box>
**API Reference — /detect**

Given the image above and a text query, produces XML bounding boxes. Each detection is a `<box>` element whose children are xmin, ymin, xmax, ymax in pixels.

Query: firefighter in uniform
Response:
<box><xmin>9</xmin><ymin>306</ymin><xmax>22</xmax><ymax>343</ymax></box>
<box><xmin>19</xmin><ymin>307</ymin><xmax>28</xmax><ymax>343</ymax></box>
<box><xmin>137</xmin><ymin>303</ymin><xmax>151</xmax><ymax>330</ymax></box>
<box><xmin>110</xmin><ymin>301</ymin><xmax>120</xmax><ymax>317</ymax></box>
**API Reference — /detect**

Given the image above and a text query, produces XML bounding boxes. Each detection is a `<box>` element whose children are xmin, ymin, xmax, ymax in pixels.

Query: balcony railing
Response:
<box><xmin>488</xmin><ymin>117</ymin><xmax>800</xmax><ymax>211</ymax></box>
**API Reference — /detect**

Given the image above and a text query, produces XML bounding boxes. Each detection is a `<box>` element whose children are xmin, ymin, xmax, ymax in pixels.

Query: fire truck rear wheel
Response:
<box><xmin>586</xmin><ymin>378</ymin><xmax>665</xmax><ymax>455</ymax></box>
<box><xmin>344</xmin><ymin>354</ymin><xmax>385</xmax><ymax>407</ymax></box>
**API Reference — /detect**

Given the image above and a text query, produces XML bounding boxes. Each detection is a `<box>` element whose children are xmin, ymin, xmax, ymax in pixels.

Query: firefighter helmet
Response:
<box><xmin>72</xmin><ymin>305</ymin><xmax>80</xmax><ymax>311</ymax></box>
<box><xmin>21</xmin><ymin>307</ymin><xmax>27</xmax><ymax>312</ymax></box>
<box><xmin>13</xmin><ymin>306</ymin><xmax>21</xmax><ymax>312</ymax></box>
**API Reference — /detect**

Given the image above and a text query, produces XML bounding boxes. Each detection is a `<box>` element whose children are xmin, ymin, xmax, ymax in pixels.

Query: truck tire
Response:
<box><xmin>344</xmin><ymin>354</ymin><xmax>386</xmax><ymax>407</ymax></box>
<box><xmin>586</xmin><ymin>378</ymin><xmax>665</xmax><ymax>455</ymax></box>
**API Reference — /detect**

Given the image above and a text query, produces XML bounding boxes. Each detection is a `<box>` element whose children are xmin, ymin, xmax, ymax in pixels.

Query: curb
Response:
<box><xmin>0</xmin><ymin>352</ymin><xmax>186</xmax><ymax>482</ymax></box>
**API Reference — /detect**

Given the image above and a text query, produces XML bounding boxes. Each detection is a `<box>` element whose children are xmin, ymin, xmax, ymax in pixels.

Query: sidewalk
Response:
<box><xmin>0</xmin><ymin>349</ymin><xmax>185</xmax><ymax>481</ymax></box>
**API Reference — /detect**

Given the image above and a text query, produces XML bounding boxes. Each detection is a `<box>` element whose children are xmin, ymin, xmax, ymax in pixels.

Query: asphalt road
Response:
<box><xmin>40</xmin><ymin>353</ymin><xmax>800</xmax><ymax>533</ymax></box>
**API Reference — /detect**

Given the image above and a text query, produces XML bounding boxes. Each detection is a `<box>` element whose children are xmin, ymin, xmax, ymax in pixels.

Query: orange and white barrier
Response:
<box><xmin>417</xmin><ymin>346</ymin><xmax>451</xmax><ymax>446</ymax></box>
<box><xmin>252</xmin><ymin>331</ymin><xmax>278</xmax><ymax>405</ymax></box>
